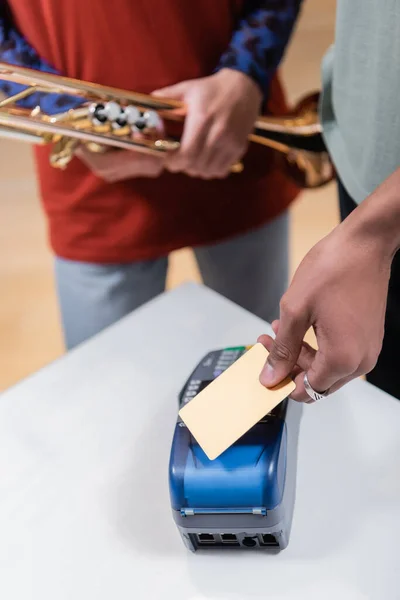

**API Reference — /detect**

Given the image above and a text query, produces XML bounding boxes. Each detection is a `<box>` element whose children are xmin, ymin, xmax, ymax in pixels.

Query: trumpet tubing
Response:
<box><xmin>0</xmin><ymin>62</ymin><xmax>333</xmax><ymax>188</ymax></box>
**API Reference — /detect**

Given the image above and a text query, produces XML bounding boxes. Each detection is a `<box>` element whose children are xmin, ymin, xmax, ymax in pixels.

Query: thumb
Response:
<box><xmin>259</xmin><ymin>308</ymin><xmax>308</xmax><ymax>388</ymax></box>
<box><xmin>152</xmin><ymin>81</ymin><xmax>189</xmax><ymax>101</ymax></box>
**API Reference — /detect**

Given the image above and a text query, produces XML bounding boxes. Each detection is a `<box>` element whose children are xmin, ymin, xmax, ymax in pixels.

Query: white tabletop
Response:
<box><xmin>1</xmin><ymin>283</ymin><xmax>400</xmax><ymax>600</ymax></box>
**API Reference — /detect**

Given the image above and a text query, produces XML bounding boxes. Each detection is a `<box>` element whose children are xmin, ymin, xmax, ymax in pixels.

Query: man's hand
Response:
<box><xmin>258</xmin><ymin>213</ymin><xmax>395</xmax><ymax>401</ymax></box>
<box><xmin>153</xmin><ymin>69</ymin><xmax>262</xmax><ymax>179</ymax></box>
<box><xmin>76</xmin><ymin>146</ymin><xmax>164</xmax><ymax>183</ymax></box>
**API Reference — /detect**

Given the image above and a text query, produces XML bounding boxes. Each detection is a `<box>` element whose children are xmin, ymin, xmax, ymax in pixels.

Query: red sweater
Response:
<box><xmin>8</xmin><ymin>0</ymin><xmax>298</xmax><ymax>263</ymax></box>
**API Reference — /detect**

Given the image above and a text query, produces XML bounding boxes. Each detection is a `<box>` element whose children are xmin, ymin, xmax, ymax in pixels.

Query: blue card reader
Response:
<box><xmin>169</xmin><ymin>346</ymin><xmax>303</xmax><ymax>551</ymax></box>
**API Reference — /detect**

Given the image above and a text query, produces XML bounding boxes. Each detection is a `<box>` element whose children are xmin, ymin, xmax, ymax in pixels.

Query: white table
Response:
<box><xmin>1</xmin><ymin>283</ymin><xmax>400</xmax><ymax>600</ymax></box>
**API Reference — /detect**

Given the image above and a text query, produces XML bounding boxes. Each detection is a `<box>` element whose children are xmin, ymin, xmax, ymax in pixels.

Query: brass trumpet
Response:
<box><xmin>0</xmin><ymin>62</ymin><xmax>333</xmax><ymax>188</ymax></box>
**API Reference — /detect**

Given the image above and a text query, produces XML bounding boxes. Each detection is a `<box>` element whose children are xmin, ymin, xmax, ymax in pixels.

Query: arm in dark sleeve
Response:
<box><xmin>217</xmin><ymin>0</ymin><xmax>303</xmax><ymax>98</ymax></box>
<box><xmin>0</xmin><ymin>7</ymin><xmax>83</xmax><ymax>112</ymax></box>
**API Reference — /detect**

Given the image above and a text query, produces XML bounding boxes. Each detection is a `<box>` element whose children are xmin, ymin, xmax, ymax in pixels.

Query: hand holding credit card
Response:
<box><xmin>178</xmin><ymin>343</ymin><xmax>295</xmax><ymax>460</ymax></box>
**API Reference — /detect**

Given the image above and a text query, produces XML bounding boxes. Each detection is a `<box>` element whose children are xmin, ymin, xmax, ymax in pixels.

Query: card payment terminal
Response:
<box><xmin>169</xmin><ymin>345</ymin><xmax>302</xmax><ymax>551</ymax></box>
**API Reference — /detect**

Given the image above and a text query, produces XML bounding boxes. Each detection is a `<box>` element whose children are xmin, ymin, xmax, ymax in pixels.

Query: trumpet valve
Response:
<box><xmin>126</xmin><ymin>107</ymin><xmax>162</xmax><ymax>134</ymax></box>
<box><xmin>141</xmin><ymin>110</ymin><xmax>162</xmax><ymax>133</ymax></box>
<box><xmin>89</xmin><ymin>101</ymin><xmax>121</xmax><ymax>126</ymax></box>
<box><xmin>124</xmin><ymin>105</ymin><xmax>141</xmax><ymax>127</ymax></box>
<box><xmin>88</xmin><ymin>102</ymin><xmax>163</xmax><ymax>136</ymax></box>
<box><xmin>124</xmin><ymin>105</ymin><xmax>147</xmax><ymax>132</ymax></box>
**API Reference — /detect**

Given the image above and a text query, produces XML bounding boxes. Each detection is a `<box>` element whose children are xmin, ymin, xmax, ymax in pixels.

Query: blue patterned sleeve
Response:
<box><xmin>0</xmin><ymin>7</ymin><xmax>83</xmax><ymax>114</ymax></box>
<box><xmin>217</xmin><ymin>0</ymin><xmax>303</xmax><ymax>97</ymax></box>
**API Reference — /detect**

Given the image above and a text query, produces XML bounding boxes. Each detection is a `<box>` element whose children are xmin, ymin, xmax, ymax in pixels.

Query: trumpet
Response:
<box><xmin>0</xmin><ymin>62</ymin><xmax>333</xmax><ymax>188</ymax></box>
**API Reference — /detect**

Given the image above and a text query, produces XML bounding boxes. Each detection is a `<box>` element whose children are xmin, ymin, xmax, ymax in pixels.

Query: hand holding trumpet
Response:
<box><xmin>153</xmin><ymin>69</ymin><xmax>262</xmax><ymax>179</ymax></box>
<box><xmin>77</xmin><ymin>69</ymin><xmax>262</xmax><ymax>182</ymax></box>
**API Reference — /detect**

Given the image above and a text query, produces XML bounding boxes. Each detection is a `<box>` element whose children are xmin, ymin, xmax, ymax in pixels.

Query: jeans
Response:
<box><xmin>338</xmin><ymin>180</ymin><xmax>400</xmax><ymax>400</ymax></box>
<box><xmin>55</xmin><ymin>212</ymin><xmax>289</xmax><ymax>350</ymax></box>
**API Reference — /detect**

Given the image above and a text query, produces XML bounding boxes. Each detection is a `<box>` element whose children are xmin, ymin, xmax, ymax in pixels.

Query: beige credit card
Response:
<box><xmin>178</xmin><ymin>343</ymin><xmax>295</xmax><ymax>460</ymax></box>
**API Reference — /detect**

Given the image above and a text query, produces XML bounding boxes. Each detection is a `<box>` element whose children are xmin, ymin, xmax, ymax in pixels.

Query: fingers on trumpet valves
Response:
<box><xmin>88</xmin><ymin>102</ymin><xmax>163</xmax><ymax>135</ymax></box>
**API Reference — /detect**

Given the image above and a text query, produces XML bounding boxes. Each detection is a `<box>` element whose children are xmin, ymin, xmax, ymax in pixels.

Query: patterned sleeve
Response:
<box><xmin>217</xmin><ymin>0</ymin><xmax>303</xmax><ymax>97</ymax></box>
<box><xmin>0</xmin><ymin>7</ymin><xmax>83</xmax><ymax>113</ymax></box>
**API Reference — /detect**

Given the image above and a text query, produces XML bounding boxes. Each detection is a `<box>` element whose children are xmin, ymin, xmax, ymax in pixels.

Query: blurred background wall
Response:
<box><xmin>0</xmin><ymin>0</ymin><xmax>337</xmax><ymax>391</ymax></box>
